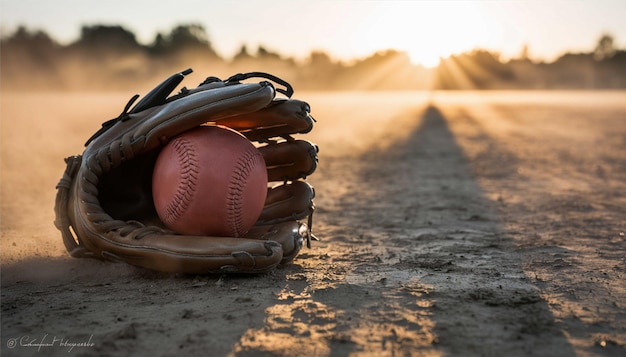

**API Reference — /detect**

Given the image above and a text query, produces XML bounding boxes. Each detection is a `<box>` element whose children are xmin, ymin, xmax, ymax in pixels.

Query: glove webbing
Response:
<box><xmin>225</xmin><ymin>72</ymin><xmax>294</xmax><ymax>98</ymax></box>
<box><xmin>84</xmin><ymin>94</ymin><xmax>140</xmax><ymax>147</ymax></box>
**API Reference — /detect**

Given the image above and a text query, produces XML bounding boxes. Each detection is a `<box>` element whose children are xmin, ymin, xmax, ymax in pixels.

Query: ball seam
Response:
<box><xmin>227</xmin><ymin>147</ymin><xmax>262</xmax><ymax>237</ymax></box>
<box><xmin>163</xmin><ymin>137</ymin><xmax>199</xmax><ymax>226</ymax></box>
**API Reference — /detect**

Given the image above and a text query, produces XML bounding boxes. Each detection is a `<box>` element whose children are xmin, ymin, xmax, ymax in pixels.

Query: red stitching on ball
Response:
<box><xmin>227</xmin><ymin>147</ymin><xmax>263</xmax><ymax>236</ymax></box>
<box><xmin>163</xmin><ymin>137</ymin><xmax>198</xmax><ymax>226</ymax></box>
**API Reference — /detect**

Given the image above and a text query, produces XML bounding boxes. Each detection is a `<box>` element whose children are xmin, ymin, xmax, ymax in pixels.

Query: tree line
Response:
<box><xmin>1</xmin><ymin>24</ymin><xmax>625</xmax><ymax>91</ymax></box>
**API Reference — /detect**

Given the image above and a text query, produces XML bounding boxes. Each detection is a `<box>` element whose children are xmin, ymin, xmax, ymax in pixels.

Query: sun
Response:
<box><xmin>357</xmin><ymin>2</ymin><xmax>493</xmax><ymax>67</ymax></box>
<box><xmin>406</xmin><ymin>43</ymin><xmax>452</xmax><ymax>68</ymax></box>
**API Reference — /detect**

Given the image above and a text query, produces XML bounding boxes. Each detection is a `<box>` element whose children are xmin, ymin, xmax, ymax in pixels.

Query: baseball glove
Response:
<box><xmin>54</xmin><ymin>69</ymin><xmax>318</xmax><ymax>274</ymax></box>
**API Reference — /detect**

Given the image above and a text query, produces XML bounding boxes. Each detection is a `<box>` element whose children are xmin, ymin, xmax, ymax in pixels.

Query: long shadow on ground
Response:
<box><xmin>236</xmin><ymin>104</ymin><xmax>577</xmax><ymax>356</ymax></box>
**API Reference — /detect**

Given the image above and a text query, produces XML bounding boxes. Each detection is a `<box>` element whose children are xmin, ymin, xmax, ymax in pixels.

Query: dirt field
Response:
<box><xmin>1</xmin><ymin>89</ymin><xmax>625</xmax><ymax>356</ymax></box>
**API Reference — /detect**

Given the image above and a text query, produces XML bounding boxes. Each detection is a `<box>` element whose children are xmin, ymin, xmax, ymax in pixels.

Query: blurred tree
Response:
<box><xmin>298</xmin><ymin>50</ymin><xmax>341</xmax><ymax>89</ymax></box>
<box><xmin>151</xmin><ymin>33</ymin><xmax>168</xmax><ymax>55</ymax></box>
<box><xmin>2</xmin><ymin>26</ymin><xmax>59</xmax><ymax>57</ymax></box>
<box><xmin>149</xmin><ymin>24</ymin><xmax>219</xmax><ymax>59</ymax></box>
<box><xmin>593</xmin><ymin>33</ymin><xmax>616</xmax><ymax>61</ymax></box>
<box><xmin>308</xmin><ymin>51</ymin><xmax>334</xmax><ymax>66</ymax></box>
<box><xmin>434</xmin><ymin>50</ymin><xmax>515</xmax><ymax>89</ymax></box>
<box><xmin>545</xmin><ymin>52</ymin><xmax>597</xmax><ymax>88</ymax></box>
<box><xmin>519</xmin><ymin>43</ymin><xmax>531</xmax><ymax>61</ymax></box>
<box><xmin>256</xmin><ymin>45</ymin><xmax>282</xmax><ymax>60</ymax></box>
<box><xmin>169</xmin><ymin>24</ymin><xmax>209</xmax><ymax>49</ymax></box>
<box><xmin>232</xmin><ymin>44</ymin><xmax>253</xmax><ymax>62</ymax></box>
<box><xmin>0</xmin><ymin>26</ymin><xmax>62</xmax><ymax>89</ymax></box>
<box><xmin>342</xmin><ymin>50</ymin><xmax>425</xmax><ymax>90</ymax></box>
<box><xmin>75</xmin><ymin>25</ymin><xmax>140</xmax><ymax>53</ymax></box>
<box><xmin>4</xmin><ymin>26</ymin><xmax>56</xmax><ymax>47</ymax></box>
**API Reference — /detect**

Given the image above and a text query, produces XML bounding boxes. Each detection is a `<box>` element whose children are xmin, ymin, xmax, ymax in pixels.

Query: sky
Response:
<box><xmin>1</xmin><ymin>0</ymin><xmax>625</xmax><ymax>67</ymax></box>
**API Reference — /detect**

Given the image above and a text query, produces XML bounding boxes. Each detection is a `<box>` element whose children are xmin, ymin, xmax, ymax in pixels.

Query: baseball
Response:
<box><xmin>152</xmin><ymin>125</ymin><xmax>268</xmax><ymax>237</ymax></box>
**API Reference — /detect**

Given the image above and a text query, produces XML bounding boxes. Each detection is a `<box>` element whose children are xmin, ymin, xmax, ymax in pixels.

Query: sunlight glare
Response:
<box><xmin>359</xmin><ymin>2</ymin><xmax>493</xmax><ymax>67</ymax></box>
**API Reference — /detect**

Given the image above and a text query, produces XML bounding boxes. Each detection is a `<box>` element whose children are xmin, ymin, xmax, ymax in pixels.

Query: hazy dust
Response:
<box><xmin>2</xmin><ymin>91</ymin><xmax>625</xmax><ymax>356</ymax></box>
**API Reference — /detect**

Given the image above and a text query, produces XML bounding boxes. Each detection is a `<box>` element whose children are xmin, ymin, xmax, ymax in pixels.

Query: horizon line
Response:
<box><xmin>1</xmin><ymin>23</ymin><xmax>622</xmax><ymax>68</ymax></box>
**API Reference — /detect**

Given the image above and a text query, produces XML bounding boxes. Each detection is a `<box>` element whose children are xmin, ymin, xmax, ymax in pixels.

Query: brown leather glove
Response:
<box><xmin>54</xmin><ymin>70</ymin><xmax>318</xmax><ymax>274</ymax></box>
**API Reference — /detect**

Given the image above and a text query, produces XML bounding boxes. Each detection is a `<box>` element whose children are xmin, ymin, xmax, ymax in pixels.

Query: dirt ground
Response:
<box><xmin>1</xmin><ymin>89</ymin><xmax>625</xmax><ymax>356</ymax></box>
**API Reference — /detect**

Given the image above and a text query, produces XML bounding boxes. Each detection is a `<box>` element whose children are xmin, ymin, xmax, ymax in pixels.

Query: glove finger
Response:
<box><xmin>217</xmin><ymin>99</ymin><xmax>314</xmax><ymax>140</ymax></box>
<box><xmin>259</xmin><ymin>140</ymin><xmax>318</xmax><ymax>182</ymax></box>
<box><xmin>259</xmin><ymin>181</ymin><xmax>314</xmax><ymax>224</ymax></box>
<box><xmin>245</xmin><ymin>221</ymin><xmax>307</xmax><ymax>264</ymax></box>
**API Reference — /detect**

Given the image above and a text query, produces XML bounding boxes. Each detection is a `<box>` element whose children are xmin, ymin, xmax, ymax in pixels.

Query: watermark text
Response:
<box><xmin>7</xmin><ymin>334</ymin><xmax>95</xmax><ymax>352</ymax></box>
